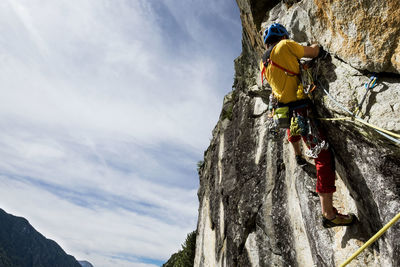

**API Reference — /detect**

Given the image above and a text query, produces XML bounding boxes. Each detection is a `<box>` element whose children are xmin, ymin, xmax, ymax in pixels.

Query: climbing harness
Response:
<box><xmin>265</xmin><ymin>83</ymin><xmax>329</xmax><ymax>157</ymax></box>
<box><xmin>260</xmin><ymin>43</ymin><xmax>300</xmax><ymax>86</ymax></box>
<box><xmin>268</xmin><ymin>59</ymin><xmax>299</xmax><ymax>76</ymax></box>
<box><xmin>280</xmin><ymin>55</ymin><xmax>327</xmax><ymax>158</ymax></box>
<box><xmin>339</xmin><ymin>212</ymin><xmax>400</xmax><ymax>267</ymax></box>
<box><xmin>354</xmin><ymin>75</ymin><xmax>377</xmax><ymax>116</ymax></box>
<box><xmin>262</xmin><ymin>55</ymin><xmax>314</xmax><ymax>88</ymax></box>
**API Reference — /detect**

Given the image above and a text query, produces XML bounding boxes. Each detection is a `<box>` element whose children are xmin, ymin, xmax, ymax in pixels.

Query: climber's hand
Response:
<box><xmin>318</xmin><ymin>46</ymin><xmax>329</xmax><ymax>59</ymax></box>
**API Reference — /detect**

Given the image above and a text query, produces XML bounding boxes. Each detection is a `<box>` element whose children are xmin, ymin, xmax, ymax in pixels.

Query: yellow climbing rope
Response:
<box><xmin>318</xmin><ymin>117</ymin><xmax>400</xmax><ymax>139</ymax></box>
<box><xmin>353</xmin><ymin>118</ymin><xmax>400</xmax><ymax>139</ymax></box>
<box><xmin>318</xmin><ymin>117</ymin><xmax>353</xmax><ymax>121</ymax></box>
<box><xmin>339</xmin><ymin>212</ymin><xmax>400</xmax><ymax>267</ymax></box>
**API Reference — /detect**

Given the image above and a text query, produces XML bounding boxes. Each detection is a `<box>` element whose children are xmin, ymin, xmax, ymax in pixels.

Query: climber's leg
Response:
<box><xmin>316</xmin><ymin>149</ymin><xmax>355</xmax><ymax>227</ymax></box>
<box><xmin>287</xmin><ymin>129</ymin><xmax>307</xmax><ymax>165</ymax></box>
<box><xmin>320</xmin><ymin>195</ymin><xmax>356</xmax><ymax>228</ymax></box>
<box><xmin>292</xmin><ymin>139</ymin><xmax>302</xmax><ymax>156</ymax></box>
<box><xmin>314</xmin><ymin>149</ymin><xmax>336</xmax><ymax>193</ymax></box>
<box><xmin>319</xmin><ymin>192</ymin><xmax>335</xmax><ymax>219</ymax></box>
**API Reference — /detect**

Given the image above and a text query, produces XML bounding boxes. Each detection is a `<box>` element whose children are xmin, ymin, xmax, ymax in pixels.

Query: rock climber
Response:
<box><xmin>261</xmin><ymin>23</ymin><xmax>355</xmax><ymax>228</ymax></box>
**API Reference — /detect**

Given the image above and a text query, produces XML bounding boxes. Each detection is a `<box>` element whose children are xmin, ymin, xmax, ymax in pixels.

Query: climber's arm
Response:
<box><xmin>303</xmin><ymin>44</ymin><xmax>320</xmax><ymax>58</ymax></box>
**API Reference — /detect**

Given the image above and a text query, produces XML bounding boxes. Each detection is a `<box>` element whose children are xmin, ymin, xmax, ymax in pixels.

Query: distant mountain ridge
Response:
<box><xmin>0</xmin><ymin>208</ymin><xmax>82</xmax><ymax>267</ymax></box>
<box><xmin>78</xmin><ymin>261</ymin><xmax>94</xmax><ymax>267</ymax></box>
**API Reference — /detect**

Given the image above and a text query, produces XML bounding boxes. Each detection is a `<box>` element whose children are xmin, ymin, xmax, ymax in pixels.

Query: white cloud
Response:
<box><xmin>0</xmin><ymin>127</ymin><xmax>198</xmax><ymax>223</ymax></box>
<box><xmin>0</xmin><ymin>0</ymin><xmax>241</xmax><ymax>266</ymax></box>
<box><xmin>0</xmin><ymin>1</ymin><xmax>224</xmax><ymax>148</ymax></box>
<box><xmin>0</xmin><ymin>178</ymin><xmax>190</xmax><ymax>267</ymax></box>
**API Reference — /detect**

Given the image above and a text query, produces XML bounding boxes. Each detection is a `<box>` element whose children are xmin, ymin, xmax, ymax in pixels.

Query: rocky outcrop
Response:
<box><xmin>0</xmin><ymin>208</ymin><xmax>82</xmax><ymax>267</ymax></box>
<box><xmin>194</xmin><ymin>1</ymin><xmax>400</xmax><ymax>266</ymax></box>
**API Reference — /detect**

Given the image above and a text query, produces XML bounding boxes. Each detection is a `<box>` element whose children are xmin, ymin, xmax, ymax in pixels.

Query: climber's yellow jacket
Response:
<box><xmin>261</xmin><ymin>39</ymin><xmax>307</xmax><ymax>104</ymax></box>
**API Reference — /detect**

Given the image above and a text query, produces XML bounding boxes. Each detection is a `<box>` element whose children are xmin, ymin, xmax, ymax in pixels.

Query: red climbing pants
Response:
<box><xmin>287</xmin><ymin>129</ymin><xmax>336</xmax><ymax>194</ymax></box>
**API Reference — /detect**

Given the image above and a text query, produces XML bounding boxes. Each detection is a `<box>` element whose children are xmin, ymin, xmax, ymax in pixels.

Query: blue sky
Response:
<box><xmin>0</xmin><ymin>0</ymin><xmax>241</xmax><ymax>266</ymax></box>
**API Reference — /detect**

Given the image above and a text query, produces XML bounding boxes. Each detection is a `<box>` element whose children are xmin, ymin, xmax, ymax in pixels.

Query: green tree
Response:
<box><xmin>163</xmin><ymin>231</ymin><xmax>197</xmax><ymax>267</ymax></box>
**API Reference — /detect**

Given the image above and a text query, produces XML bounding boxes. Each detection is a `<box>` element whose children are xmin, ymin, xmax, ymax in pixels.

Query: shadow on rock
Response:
<box><xmin>340</xmin><ymin>216</ymin><xmax>380</xmax><ymax>252</ymax></box>
<box><xmin>364</xmin><ymin>83</ymin><xmax>390</xmax><ymax>117</ymax></box>
<box><xmin>299</xmin><ymin>162</ymin><xmax>319</xmax><ymax>198</ymax></box>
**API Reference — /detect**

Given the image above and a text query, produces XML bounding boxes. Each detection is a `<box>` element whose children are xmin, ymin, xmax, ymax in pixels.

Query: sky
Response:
<box><xmin>0</xmin><ymin>0</ymin><xmax>242</xmax><ymax>266</ymax></box>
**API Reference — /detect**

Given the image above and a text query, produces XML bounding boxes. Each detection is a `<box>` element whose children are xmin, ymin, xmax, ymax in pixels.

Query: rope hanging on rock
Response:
<box><xmin>317</xmin><ymin>81</ymin><xmax>400</xmax><ymax>145</ymax></box>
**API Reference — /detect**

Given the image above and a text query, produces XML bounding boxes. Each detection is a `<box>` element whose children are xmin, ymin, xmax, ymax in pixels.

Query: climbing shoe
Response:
<box><xmin>295</xmin><ymin>155</ymin><xmax>307</xmax><ymax>166</ymax></box>
<box><xmin>322</xmin><ymin>209</ymin><xmax>355</xmax><ymax>228</ymax></box>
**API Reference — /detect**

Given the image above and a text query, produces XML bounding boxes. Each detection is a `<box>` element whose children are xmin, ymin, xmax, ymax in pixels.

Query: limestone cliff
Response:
<box><xmin>194</xmin><ymin>1</ymin><xmax>400</xmax><ymax>266</ymax></box>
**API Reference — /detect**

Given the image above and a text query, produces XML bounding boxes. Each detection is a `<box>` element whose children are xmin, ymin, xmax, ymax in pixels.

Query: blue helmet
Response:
<box><xmin>263</xmin><ymin>23</ymin><xmax>289</xmax><ymax>44</ymax></box>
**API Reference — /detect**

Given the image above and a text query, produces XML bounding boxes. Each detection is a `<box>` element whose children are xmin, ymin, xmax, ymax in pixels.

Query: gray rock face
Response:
<box><xmin>194</xmin><ymin>1</ymin><xmax>400</xmax><ymax>266</ymax></box>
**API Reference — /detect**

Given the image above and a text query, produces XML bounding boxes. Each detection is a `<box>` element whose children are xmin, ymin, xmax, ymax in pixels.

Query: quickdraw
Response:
<box><xmin>300</xmin><ymin>57</ymin><xmax>321</xmax><ymax>95</ymax></box>
<box><xmin>305</xmin><ymin>140</ymin><xmax>329</xmax><ymax>159</ymax></box>
<box><xmin>354</xmin><ymin>75</ymin><xmax>377</xmax><ymax>116</ymax></box>
<box><xmin>302</xmin><ymin>115</ymin><xmax>329</xmax><ymax>158</ymax></box>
